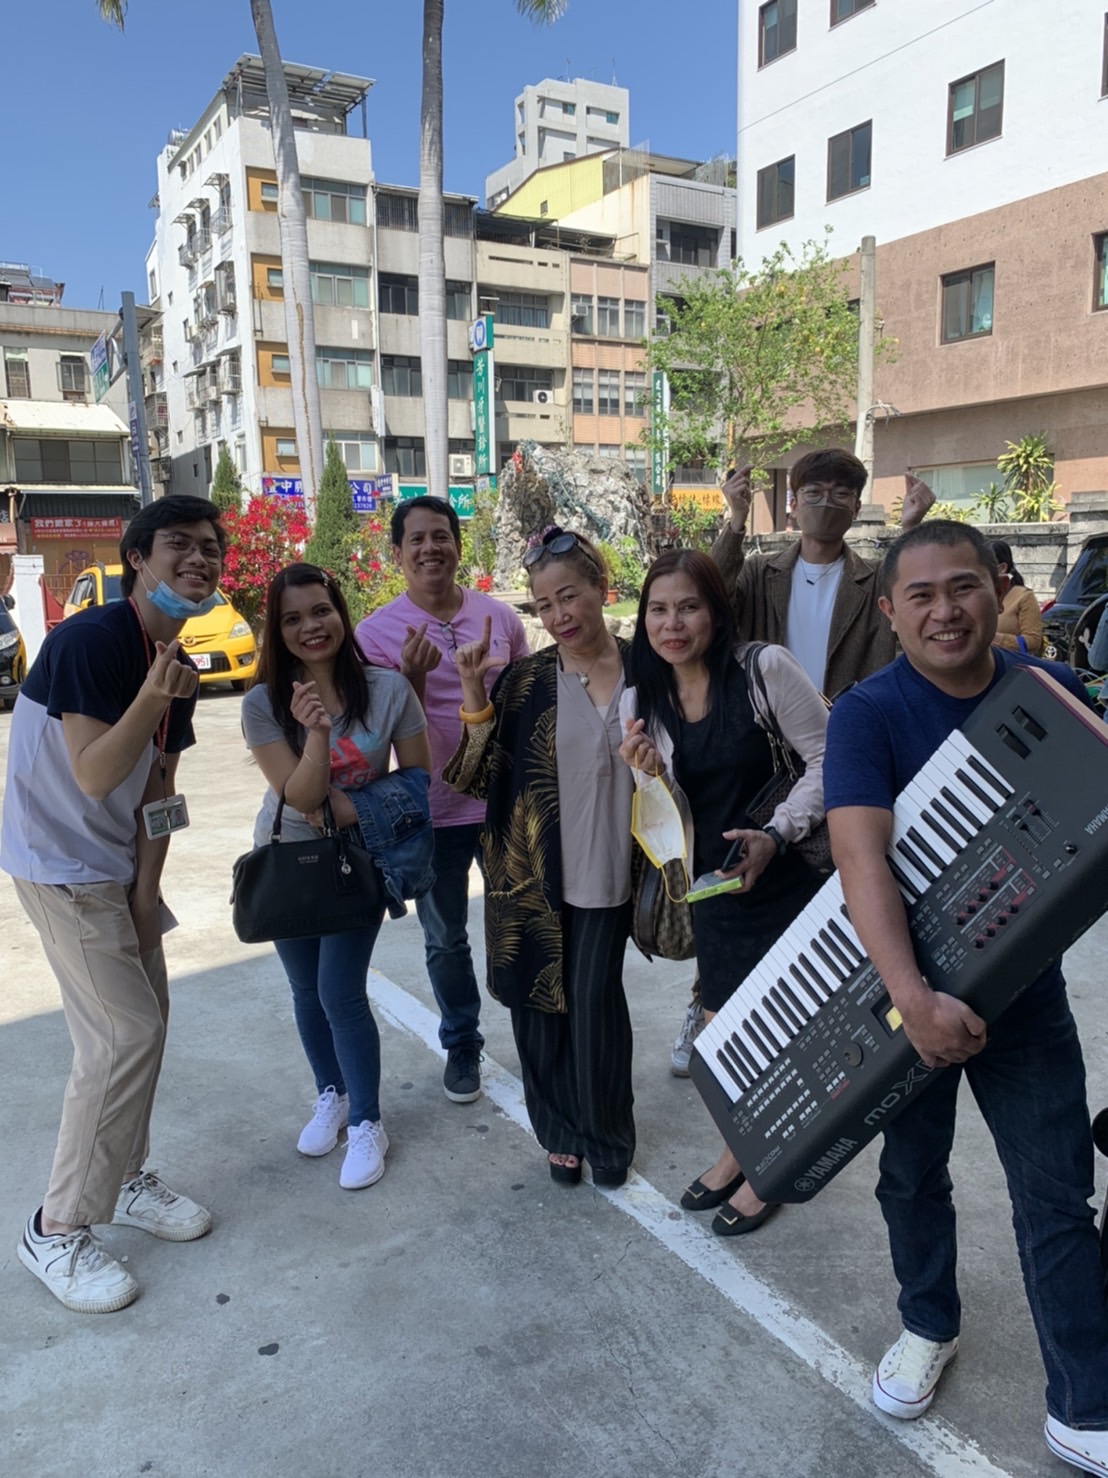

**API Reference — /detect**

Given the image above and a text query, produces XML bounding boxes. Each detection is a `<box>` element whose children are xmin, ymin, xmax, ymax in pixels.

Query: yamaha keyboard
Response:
<box><xmin>689</xmin><ymin>666</ymin><xmax>1108</xmax><ymax>1205</ymax></box>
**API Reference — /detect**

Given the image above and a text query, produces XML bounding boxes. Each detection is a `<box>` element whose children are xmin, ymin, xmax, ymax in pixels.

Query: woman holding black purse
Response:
<box><xmin>241</xmin><ymin>564</ymin><xmax>430</xmax><ymax>1191</ymax></box>
<box><xmin>620</xmin><ymin>550</ymin><xmax>828</xmax><ymax>1236</ymax></box>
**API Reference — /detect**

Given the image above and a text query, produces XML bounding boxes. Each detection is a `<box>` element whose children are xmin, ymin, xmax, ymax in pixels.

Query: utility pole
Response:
<box><xmin>120</xmin><ymin>292</ymin><xmax>154</xmax><ymax>507</ymax></box>
<box><xmin>854</xmin><ymin>235</ymin><xmax>877</xmax><ymax>497</ymax></box>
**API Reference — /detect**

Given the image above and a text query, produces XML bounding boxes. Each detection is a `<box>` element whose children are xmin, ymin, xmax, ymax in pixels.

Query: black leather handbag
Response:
<box><xmin>230</xmin><ymin>795</ymin><xmax>383</xmax><ymax>944</ymax></box>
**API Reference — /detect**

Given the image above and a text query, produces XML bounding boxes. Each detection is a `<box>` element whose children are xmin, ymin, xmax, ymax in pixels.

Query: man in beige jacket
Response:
<box><xmin>670</xmin><ymin>449</ymin><xmax>934</xmax><ymax>1074</ymax></box>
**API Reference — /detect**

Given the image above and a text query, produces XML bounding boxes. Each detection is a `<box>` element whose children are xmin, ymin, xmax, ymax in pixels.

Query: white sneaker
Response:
<box><xmin>671</xmin><ymin>1001</ymin><xmax>706</xmax><ymax>1077</ymax></box>
<box><xmin>340</xmin><ymin>1120</ymin><xmax>388</xmax><ymax>1190</ymax></box>
<box><xmin>18</xmin><ymin>1211</ymin><xmax>138</xmax><ymax>1314</ymax></box>
<box><xmin>1045</xmin><ymin>1417</ymin><xmax>1108</xmax><ymax>1475</ymax></box>
<box><xmin>872</xmin><ymin>1330</ymin><xmax>959</xmax><ymax>1419</ymax></box>
<box><xmin>114</xmin><ymin>1172</ymin><xmax>212</xmax><ymax>1242</ymax></box>
<box><xmin>297</xmin><ymin>1086</ymin><xmax>349</xmax><ymax>1157</ymax></box>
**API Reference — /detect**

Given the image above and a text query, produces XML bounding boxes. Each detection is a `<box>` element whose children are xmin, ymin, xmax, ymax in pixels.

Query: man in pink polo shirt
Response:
<box><xmin>356</xmin><ymin>497</ymin><xmax>528</xmax><ymax>1102</ymax></box>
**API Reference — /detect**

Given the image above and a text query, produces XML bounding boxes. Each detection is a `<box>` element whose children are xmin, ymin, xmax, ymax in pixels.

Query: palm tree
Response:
<box><xmin>98</xmin><ymin>1</ymin><xmax>324</xmax><ymax>521</ymax></box>
<box><xmin>418</xmin><ymin>0</ymin><xmax>567</xmax><ymax>500</ymax></box>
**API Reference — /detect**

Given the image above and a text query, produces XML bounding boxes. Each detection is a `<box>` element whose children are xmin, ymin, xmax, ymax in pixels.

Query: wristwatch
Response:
<box><xmin>762</xmin><ymin>824</ymin><xmax>787</xmax><ymax>858</ymax></box>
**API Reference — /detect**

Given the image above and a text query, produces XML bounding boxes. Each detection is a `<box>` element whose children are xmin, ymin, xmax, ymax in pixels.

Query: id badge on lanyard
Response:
<box><xmin>130</xmin><ymin>599</ymin><xmax>192</xmax><ymax>840</ymax></box>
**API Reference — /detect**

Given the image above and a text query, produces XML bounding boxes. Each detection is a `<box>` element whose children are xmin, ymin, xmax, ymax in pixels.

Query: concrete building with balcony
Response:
<box><xmin>485</xmin><ymin>78</ymin><xmax>630</xmax><ymax>210</ymax></box>
<box><xmin>145</xmin><ymin>56</ymin><xmax>376</xmax><ymax>500</ymax></box>
<box><xmin>0</xmin><ymin>266</ymin><xmax>134</xmax><ymax>605</ymax></box>
<box><xmin>737</xmin><ymin>0</ymin><xmax>1108</xmax><ymax>514</ymax></box>
<box><xmin>495</xmin><ymin>149</ymin><xmax>735</xmax><ymax>489</ymax></box>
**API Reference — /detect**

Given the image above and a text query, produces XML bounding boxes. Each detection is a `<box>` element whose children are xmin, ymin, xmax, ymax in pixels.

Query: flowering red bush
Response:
<box><xmin>219</xmin><ymin>495</ymin><xmax>310</xmax><ymax>629</ymax></box>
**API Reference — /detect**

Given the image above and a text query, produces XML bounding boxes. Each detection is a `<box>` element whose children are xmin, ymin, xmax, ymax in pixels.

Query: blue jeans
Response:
<box><xmin>274</xmin><ymin>919</ymin><xmax>384</xmax><ymax>1126</ymax></box>
<box><xmin>877</xmin><ymin>971</ymin><xmax>1108</xmax><ymax>1427</ymax></box>
<box><xmin>415</xmin><ymin>823</ymin><xmax>484</xmax><ymax>1051</ymax></box>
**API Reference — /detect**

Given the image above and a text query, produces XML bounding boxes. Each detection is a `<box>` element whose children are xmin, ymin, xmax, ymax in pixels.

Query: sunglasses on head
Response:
<box><xmin>522</xmin><ymin>529</ymin><xmax>581</xmax><ymax>569</ymax></box>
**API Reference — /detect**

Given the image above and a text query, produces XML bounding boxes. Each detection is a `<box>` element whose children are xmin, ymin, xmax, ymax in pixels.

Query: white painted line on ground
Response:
<box><xmin>367</xmin><ymin>967</ymin><xmax>1015</xmax><ymax>1478</ymax></box>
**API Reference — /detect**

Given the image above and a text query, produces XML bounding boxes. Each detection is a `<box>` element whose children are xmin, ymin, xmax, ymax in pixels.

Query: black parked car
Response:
<box><xmin>1041</xmin><ymin>533</ymin><xmax>1108</xmax><ymax>667</ymax></box>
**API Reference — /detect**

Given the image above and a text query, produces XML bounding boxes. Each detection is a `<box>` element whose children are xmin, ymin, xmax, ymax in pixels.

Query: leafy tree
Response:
<box><xmin>209</xmin><ymin>442</ymin><xmax>243</xmax><ymax>515</ymax></box>
<box><xmin>219</xmin><ymin>495</ymin><xmax>310</xmax><ymax>629</ymax></box>
<box><xmin>997</xmin><ymin>433</ymin><xmax>1061</xmax><ymax>522</ymax></box>
<box><xmin>644</xmin><ymin>233</ymin><xmax>890</xmax><ymax>477</ymax></box>
<box><xmin>304</xmin><ymin>438</ymin><xmax>359</xmax><ymax>603</ymax></box>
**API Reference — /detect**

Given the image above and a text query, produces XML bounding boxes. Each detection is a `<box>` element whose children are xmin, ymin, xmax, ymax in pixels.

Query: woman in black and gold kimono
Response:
<box><xmin>445</xmin><ymin>527</ymin><xmax>635</xmax><ymax>1188</ymax></box>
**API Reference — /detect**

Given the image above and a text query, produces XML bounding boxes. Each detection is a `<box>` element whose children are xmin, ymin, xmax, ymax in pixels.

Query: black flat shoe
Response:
<box><xmin>680</xmin><ymin>1170</ymin><xmax>746</xmax><ymax>1211</ymax></box>
<box><xmin>711</xmin><ymin>1200</ymin><xmax>782</xmax><ymax>1237</ymax></box>
<box><xmin>591</xmin><ymin>1165</ymin><xmax>629</xmax><ymax>1188</ymax></box>
<box><xmin>548</xmin><ymin>1154</ymin><xmax>582</xmax><ymax>1186</ymax></box>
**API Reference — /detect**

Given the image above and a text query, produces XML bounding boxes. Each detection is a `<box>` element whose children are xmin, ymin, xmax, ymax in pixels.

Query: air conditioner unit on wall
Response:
<box><xmin>533</xmin><ymin>388</ymin><xmax>553</xmax><ymax>405</ymax></box>
<box><xmin>449</xmin><ymin>453</ymin><xmax>474</xmax><ymax>478</ymax></box>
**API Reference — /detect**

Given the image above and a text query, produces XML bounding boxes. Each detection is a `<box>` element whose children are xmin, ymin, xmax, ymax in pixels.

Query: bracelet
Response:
<box><xmin>459</xmin><ymin>701</ymin><xmax>494</xmax><ymax>725</ymax></box>
<box><xmin>300</xmin><ymin>749</ymin><xmax>331</xmax><ymax>767</ymax></box>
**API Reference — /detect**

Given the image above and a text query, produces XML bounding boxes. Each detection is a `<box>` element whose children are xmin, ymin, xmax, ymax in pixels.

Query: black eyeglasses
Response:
<box><xmin>522</xmin><ymin>531</ymin><xmax>580</xmax><ymax>569</ymax></box>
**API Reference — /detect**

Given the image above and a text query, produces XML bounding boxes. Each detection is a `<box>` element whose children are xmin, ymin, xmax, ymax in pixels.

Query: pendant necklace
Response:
<box><xmin>800</xmin><ymin>558</ymin><xmax>840</xmax><ymax>587</ymax></box>
<box><xmin>567</xmin><ymin>647</ymin><xmax>606</xmax><ymax>688</ymax></box>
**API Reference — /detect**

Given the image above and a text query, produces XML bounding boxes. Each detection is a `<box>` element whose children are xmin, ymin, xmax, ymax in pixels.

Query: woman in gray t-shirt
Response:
<box><xmin>241</xmin><ymin>564</ymin><xmax>429</xmax><ymax>1192</ymax></box>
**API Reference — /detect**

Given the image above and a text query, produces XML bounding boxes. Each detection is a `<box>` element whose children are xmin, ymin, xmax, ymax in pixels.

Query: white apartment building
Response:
<box><xmin>485</xmin><ymin>78</ymin><xmax>629</xmax><ymax>209</ymax></box>
<box><xmin>737</xmin><ymin>0</ymin><xmax>1108</xmax><ymax>513</ymax></box>
<box><xmin>146</xmin><ymin>56</ymin><xmax>376</xmax><ymax>499</ymax></box>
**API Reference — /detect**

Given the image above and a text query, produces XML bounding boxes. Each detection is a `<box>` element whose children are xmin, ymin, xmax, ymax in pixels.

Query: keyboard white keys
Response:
<box><xmin>697</xmin><ymin>733</ymin><xmax>1013</xmax><ymax>1108</ymax></box>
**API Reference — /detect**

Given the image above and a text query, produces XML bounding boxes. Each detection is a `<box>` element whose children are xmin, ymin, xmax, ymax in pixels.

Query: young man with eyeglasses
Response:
<box><xmin>670</xmin><ymin>451</ymin><xmax>935</xmax><ymax>1076</ymax></box>
<box><xmin>2</xmin><ymin>496</ymin><xmax>225</xmax><ymax>1313</ymax></box>
<box><xmin>355</xmin><ymin>497</ymin><xmax>528</xmax><ymax>1103</ymax></box>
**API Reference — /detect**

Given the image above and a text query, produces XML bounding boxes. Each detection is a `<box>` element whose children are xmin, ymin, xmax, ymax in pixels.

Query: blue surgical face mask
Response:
<box><xmin>138</xmin><ymin>562</ymin><xmax>221</xmax><ymax>619</ymax></box>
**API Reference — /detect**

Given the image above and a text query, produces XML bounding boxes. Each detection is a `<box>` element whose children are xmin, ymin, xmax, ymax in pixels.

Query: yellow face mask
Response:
<box><xmin>630</xmin><ymin>770</ymin><xmax>692</xmax><ymax>901</ymax></box>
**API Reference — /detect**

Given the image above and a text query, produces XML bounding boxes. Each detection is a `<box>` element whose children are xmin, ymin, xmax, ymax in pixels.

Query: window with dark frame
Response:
<box><xmin>947</xmin><ymin>61</ymin><xmax>1004</xmax><ymax>154</ymax></box>
<box><xmin>381</xmin><ymin>354</ymin><xmax>423</xmax><ymax>397</ymax></box>
<box><xmin>831</xmin><ymin>0</ymin><xmax>874</xmax><ymax>23</ymax></box>
<box><xmin>827</xmin><ymin>121</ymin><xmax>872</xmax><ymax>201</ymax></box>
<box><xmin>759</xmin><ymin>0</ymin><xmax>797</xmax><ymax>65</ymax></box>
<box><xmin>941</xmin><ymin>264</ymin><xmax>995</xmax><ymax>342</ymax></box>
<box><xmin>384</xmin><ymin>437</ymin><xmax>426</xmax><ymax>479</ymax></box>
<box><xmin>1095</xmin><ymin>233</ymin><xmax>1108</xmax><ymax>311</ymax></box>
<box><xmin>447</xmin><ymin>359</ymin><xmax>474</xmax><ymax>399</ymax></box>
<box><xmin>497</xmin><ymin>364</ymin><xmax>553</xmax><ymax>401</ymax></box>
<box><xmin>572</xmin><ymin>367</ymin><xmax>594</xmax><ymax>414</ymax></box>
<box><xmin>756</xmin><ymin>156</ymin><xmax>795</xmax><ymax>228</ymax></box>
<box><xmin>378</xmin><ymin>273</ymin><xmax>419</xmax><ymax>316</ymax></box>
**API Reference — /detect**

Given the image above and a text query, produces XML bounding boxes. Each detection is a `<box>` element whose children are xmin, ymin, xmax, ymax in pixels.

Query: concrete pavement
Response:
<box><xmin>1</xmin><ymin>689</ymin><xmax>1106</xmax><ymax>1478</ymax></box>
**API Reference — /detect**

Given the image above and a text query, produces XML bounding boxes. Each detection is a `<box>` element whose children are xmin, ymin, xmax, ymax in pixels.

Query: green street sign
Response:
<box><xmin>473</xmin><ymin>352</ymin><xmax>493</xmax><ymax>476</ymax></box>
<box><xmin>397</xmin><ymin>484</ymin><xmax>476</xmax><ymax>516</ymax></box>
<box><xmin>651</xmin><ymin>369</ymin><xmax>670</xmax><ymax>495</ymax></box>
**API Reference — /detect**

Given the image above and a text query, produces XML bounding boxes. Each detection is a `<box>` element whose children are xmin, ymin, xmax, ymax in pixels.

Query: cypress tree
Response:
<box><xmin>304</xmin><ymin>436</ymin><xmax>358</xmax><ymax>604</ymax></box>
<box><xmin>209</xmin><ymin>441</ymin><xmax>243</xmax><ymax>514</ymax></box>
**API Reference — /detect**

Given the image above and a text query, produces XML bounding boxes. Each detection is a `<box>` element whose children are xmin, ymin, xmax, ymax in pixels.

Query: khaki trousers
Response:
<box><xmin>15</xmin><ymin>878</ymin><xmax>170</xmax><ymax>1226</ymax></box>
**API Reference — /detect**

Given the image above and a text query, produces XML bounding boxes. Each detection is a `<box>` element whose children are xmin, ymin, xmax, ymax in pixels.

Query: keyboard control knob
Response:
<box><xmin>985</xmin><ymin>926</ymin><xmax>996</xmax><ymax>937</ymax></box>
<box><xmin>844</xmin><ymin>1043</ymin><xmax>863</xmax><ymax>1068</ymax></box>
<box><xmin>974</xmin><ymin>938</ymin><xmax>986</xmax><ymax>950</ymax></box>
<box><xmin>1064</xmin><ymin>842</ymin><xmax>1078</xmax><ymax>855</ymax></box>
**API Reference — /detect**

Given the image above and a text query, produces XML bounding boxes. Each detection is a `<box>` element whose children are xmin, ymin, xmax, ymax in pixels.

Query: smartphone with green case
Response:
<box><xmin>686</xmin><ymin>872</ymin><xmax>745</xmax><ymax>904</ymax></box>
<box><xmin>685</xmin><ymin>836</ymin><xmax>744</xmax><ymax>904</ymax></box>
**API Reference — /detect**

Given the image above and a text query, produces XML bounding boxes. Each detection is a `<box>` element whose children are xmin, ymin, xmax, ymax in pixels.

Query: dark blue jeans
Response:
<box><xmin>415</xmin><ymin>823</ymin><xmax>485</xmax><ymax>1052</ymax></box>
<box><xmin>877</xmin><ymin>971</ymin><xmax>1108</xmax><ymax>1427</ymax></box>
<box><xmin>274</xmin><ymin>918</ymin><xmax>385</xmax><ymax>1126</ymax></box>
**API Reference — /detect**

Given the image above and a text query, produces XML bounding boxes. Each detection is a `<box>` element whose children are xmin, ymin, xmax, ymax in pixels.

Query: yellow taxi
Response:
<box><xmin>0</xmin><ymin>594</ymin><xmax>27</xmax><ymax>709</ymax></box>
<box><xmin>63</xmin><ymin>563</ymin><xmax>258</xmax><ymax>690</ymax></box>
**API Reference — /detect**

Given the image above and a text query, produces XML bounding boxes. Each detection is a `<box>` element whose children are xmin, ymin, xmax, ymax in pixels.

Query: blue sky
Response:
<box><xmin>7</xmin><ymin>0</ymin><xmax>736</xmax><ymax>309</ymax></box>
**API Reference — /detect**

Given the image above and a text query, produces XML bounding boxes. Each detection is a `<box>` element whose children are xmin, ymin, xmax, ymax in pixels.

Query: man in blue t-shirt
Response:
<box><xmin>825</xmin><ymin>521</ymin><xmax>1108</xmax><ymax>1476</ymax></box>
<box><xmin>1</xmin><ymin>496</ymin><xmax>226</xmax><ymax>1315</ymax></box>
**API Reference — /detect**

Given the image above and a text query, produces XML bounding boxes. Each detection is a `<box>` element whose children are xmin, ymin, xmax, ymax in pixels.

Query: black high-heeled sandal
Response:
<box><xmin>548</xmin><ymin>1153</ymin><xmax>582</xmax><ymax>1186</ymax></box>
<box><xmin>680</xmin><ymin>1169</ymin><xmax>746</xmax><ymax>1211</ymax></box>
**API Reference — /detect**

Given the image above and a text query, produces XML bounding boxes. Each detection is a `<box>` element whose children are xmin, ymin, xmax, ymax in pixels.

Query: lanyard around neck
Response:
<box><xmin>128</xmin><ymin>597</ymin><xmax>171</xmax><ymax>780</ymax></box>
